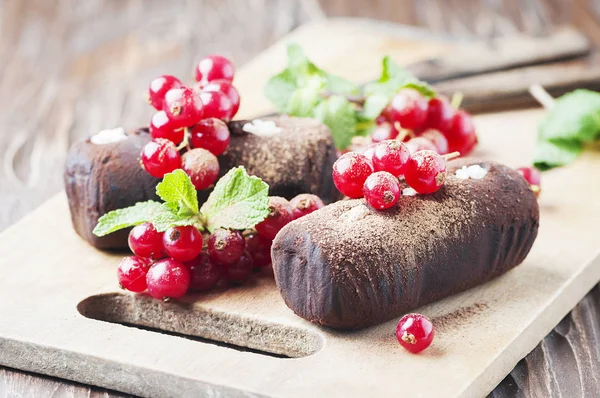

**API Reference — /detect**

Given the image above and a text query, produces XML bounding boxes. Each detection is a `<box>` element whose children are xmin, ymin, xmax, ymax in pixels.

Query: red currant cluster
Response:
<box><xmin>117</xmin><ymin>193</ymin><xmax>324</xmax><ymax>301</ymax></box>
<box><xmin>141</xmin><ymin>55</ymin><xmax>240</xmax><ymax>190</ymax></box>
<box><xmin>371</xmin><ymin>89</ymin><xmax>477</xmax><ymax>156</ymax></box>
<box><xmin>333</xmin><ymin>138</ymin><xmax>457</xmax><ymax>210</ymax></box>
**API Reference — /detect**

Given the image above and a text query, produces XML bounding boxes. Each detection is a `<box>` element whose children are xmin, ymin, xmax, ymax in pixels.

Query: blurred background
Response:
<box><xmin>0</xmin><ymin>0</ymin><xmax>598</xmax><ymax>396</ymax></box>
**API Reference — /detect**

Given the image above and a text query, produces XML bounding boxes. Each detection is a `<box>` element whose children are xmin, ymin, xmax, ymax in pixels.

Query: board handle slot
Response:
<box><xmin>77</xmin><ymin>293</ymin><xmax>323</xmax><ymax>359</ymax></box>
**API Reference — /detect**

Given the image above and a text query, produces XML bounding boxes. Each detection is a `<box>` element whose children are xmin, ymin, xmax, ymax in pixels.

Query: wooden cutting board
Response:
<box><xmin>1</xmin><ymin>19</ymin><xmax>599</xmax><ymax>398</ymax></box>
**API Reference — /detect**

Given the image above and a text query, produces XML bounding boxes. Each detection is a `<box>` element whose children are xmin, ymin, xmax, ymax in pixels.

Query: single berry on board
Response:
<box><xmin>396</xmin><ymin>313</ymin><xmax>434</xmax><ymax>354</ymax></box>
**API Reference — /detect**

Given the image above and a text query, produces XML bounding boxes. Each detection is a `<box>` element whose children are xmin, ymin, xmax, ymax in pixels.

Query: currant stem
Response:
<box><xmin>442</xmin><ymin>151</ymin><xmax>461</xmax><ymax>161</ymax></box>
<box><xmin>176</xmin><ymin>127</ymin><xmax>191</xmax><ymax>151</ymax></box>
<box><xmin>529</xmin><ymin>84</ymin><xmax>555</xmax><ymax>110</ymax></box>
<box><xmin>395</xmin><ymin>127</ymin><xmax>414</xmax><ymax>142</ymax></box>
<box><xmin>450</xmin><ymin>92</ymin><xmax>464</xmax><ymax>110</ymax></box>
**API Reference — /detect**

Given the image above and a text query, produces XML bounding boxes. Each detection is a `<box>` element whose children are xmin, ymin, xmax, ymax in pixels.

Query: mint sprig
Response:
<box><xmin>533</xmin><ymin>89</ymin><xmax>600</xmax><ymax>170</ymax></box>
<box><xmin>93</xmin><ymin>167</ymin><xmax>270</xmax><ymax>236</ymax></box>
<box><xmin>264</xmin><ymin>44</ymin><xmax>435</xmax><ymax>149</ymax></box>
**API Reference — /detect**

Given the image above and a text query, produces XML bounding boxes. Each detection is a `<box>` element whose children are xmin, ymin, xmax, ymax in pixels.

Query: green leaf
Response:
<box><xmin>151</xmin><ymin>207</ymin><xmax>203</xmax><ymax>232</ymax></box>
<box><xmin>402</xmin><ymin>80</ymin><xmax>436</xmax><ymax>99</ymax></box>
<box><xmin>533</xmin><ymin>139</ymin><xmax>583</xmax><ymax>171</ymax></box>
<box><xmin>362</xmin><ymin>94</ymin><xmax>389</xmax><ymax>120</ymax></box>
<box><xmin>264</xmin><ymin>69</ymin><xmax>298</xmax><ymax>113</ymax></box>
<box><xmin>286</xmin><ymin>86</ymin><xmax>323</xmax><ymax>117</ymax></box>
<box><xmin>324</xmin><ymin>74</ymin><xmax>359</xmax><ymax>96</ymax></box>
<box><xmin>364</xmin><ymin>56</ymin><xmax>435</xmax><ymax>99</ymax></box>
<box><xmin>200</xmin><ymin>167</ymin><xmax>270</xmax><ymax>232</ymax></box>
<box><xmin>93</xmin><ymin>201</ymin><xmax>164</xmax><ymax>237</ymax></box>
<box><xmin>313</xmin><ymin>95</ymin><xmax>357</xmax><ymax>150</ymax></box>
<box><xmin>156</xmin><ymin>169</ymin><xmax>198</xmax><ymax>215</ymax></box>
<box><xmin>538</xmin><ymin>89</ymin><xmax>600</xmax><ymax>143</ymax></box>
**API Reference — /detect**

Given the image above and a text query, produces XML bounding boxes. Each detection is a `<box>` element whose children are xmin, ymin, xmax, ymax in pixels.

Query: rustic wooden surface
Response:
<box><xmin>1</xmin><ymin>0</ymin><xmax>599</xmax><ymax>397</ymax></box>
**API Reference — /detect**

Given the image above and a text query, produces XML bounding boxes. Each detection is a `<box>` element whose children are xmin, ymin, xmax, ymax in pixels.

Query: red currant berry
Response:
<box><xmin>184</xmin><ymin>252</ymin><xmax>222</xmax><ymax>292</ymax></box>
<box><xmin>222</xmin><ymin>251</ymin><xmax>254</xmax><ymax>283</ymax></box>
<box><xmin>164</xmin><ymin>87</ymin><xmax>204</xmax><ymax>128</ymax></box>
<box><xmin>289</xmin><ymin>194</ymin><xmax>325</xmax><ymax>219</ymax></box>
<box><xmin>162</xmin><ymin>225</ymin><xmax>203</xmax><ymax>262</ymax></box>
<box><xmin>371</xmin><ymin>122</ymin><xmax>399</xmax><ymax>143</ymax></box>
<box><xmin>420</xmin><ymin>129</ymin><xmax>449</xmax><ymax>154</ymax></box>
<box><xmin>375</xmin><ymin>113</ymin><xmax>389</xmax><ymax>125</ymax></box>
<box><xmin>190</xmin><ymin>118</ymin><xmax>230</xmax><ymax>156</ymax></box>
<box><xmin>141</xmin><ymin>139</ymin><xmax>182</xmax><ymax>178</ymax></box>
<box><xmin>150</xmin><ymin>111</ymin><xmax>184</xmax><ymax>145</ymax></box>
<box><xmin>386</xmin><ymin>89</ymin><xmax>428</xmax><ymax>130</ymax></box>
<box><xmin>396</xmin><ymin>313</ymin><xmax>434</xmax><ymax>354</ymax></box>
<box><xmin>363</xmin><ymin>171</ymin><xmax>401</xmax><ymax>210</ymax></box>
<box><xmin>244</xmin><ymin>232</ymin><xmax>272</xmax><ymax>268</ymax></box>
<box><xmin>447</xmin><ymin>110</ymin><xmax>477</xmax><ymax>155</ymax></box>
<box><xmin>404</xmin><ymin>150</ymin><xmax>447</xmax><ymax>194</ymax></box>
<box><xmin>406</xmin><ymin>137</ymin><xmax>437</xmax><ymax>154</ymax></box>
<box><xmin>198</xmin><ymin>91</ymin><xmax>234</xmax><ymax>121</ymax></box>
<box><xmin>194</xmin><ymin>55</ymin><xmax>235</xmax><ymax>85</ymax></box>
<box><xmin>255</xmin><ymin>196</ymin><xmax>294</xmax><ymax>240</ymax></box>
<box><xmin>117</xmin><ymin>256</ymin><xmax>151</xmax><ymax>293</ymax></box>
<box><xmin>516</xmin><ymin>166</ymin><xmax>541</xmax><ymax>197</ymax></box>
<box><xmin>332</xmin><ymin>152</ymin><xmax>374</xmax><ymax>198</ymax></box>
<box><xmin>372</xmin><ymin>140</ymin><xmax>411</xmax><ymax>177</ymax></box>
<box><xmin>201</xmin><ymin>80</ymin><xmax>240</xmax><ymax>120</ymax></box>
<box><xmin>424</xmin><ymin>97</ymin><xmax>454</xmax><ymax>132</ymax></box>
<box><xmin>146</xmin><ymin>258</ymin><xmax>191</xmax><ymax>300</ymax></box>
<box><xmin>148</xmin><ymin>75</ymin><xmax>181</xmax><ymax>110</ymax></box>
<box><xmin>181</xmin><ymin>148</ymin><xmax>220</xmax><ymax>190</ymax></box>
<box><xmin>128</xmin><ymin>222</ymin><xmax>166</xmax><ymax>259</ymax></box>
<box><xmin>361</xmin><ymin>143</ymin><xmax>377</xmax><ymax>164</ymax></box>
<box><xmin>208</xmin><ymin>229</ymin><xmax>245</xmax><ymax>265</ymax></box>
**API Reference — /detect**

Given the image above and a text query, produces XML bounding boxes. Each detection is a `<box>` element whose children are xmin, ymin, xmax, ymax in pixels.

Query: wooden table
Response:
<box><xmin>1</xmin><ymin>0</ymin><xmax>599</xmax><ymax>396</ymax></box>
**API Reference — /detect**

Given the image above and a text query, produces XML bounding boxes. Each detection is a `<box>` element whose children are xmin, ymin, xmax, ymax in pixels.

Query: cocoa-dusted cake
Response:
<box><xmin>65</xmin><ymin>116</ymin><xmax>338</xmax><ymax>249</ymax></box>
<box><xmin>271</xmin><ymin>159</ymin><xmax>540</xmax><ymax>329</ymax></box>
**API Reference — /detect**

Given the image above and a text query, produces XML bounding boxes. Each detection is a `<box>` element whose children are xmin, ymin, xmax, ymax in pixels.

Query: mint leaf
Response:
<box><xmin>200</xmin><ymin>167</ymin><xmax>270</xmax><ymax>232</ymax></box>
<box><xmin>364</xmin><ymin>56</ymin><xmax>435</xmax><ymax>99</ymax></box>
<box><xmin>402</xmin><ymin>80</ymin><xmax>436</xmax><ymax>99</ymax></box>
<box><xmin>286</xmin><ymin>86</ymin><xmax>322</xmax><ymax>117</ymax></box>
<box><xmin>538</xmin><ymin>90</ymin><xmax>600</xmax><ymax>143</ymax></box>
<box><xmin>151</xmin><ymin>207</ymin><xmax>203</xmax><ymax>232</ymax></box>
<box><xmin>324</xmin><ymin>74</ymin><xmax>359</xmax><ymax>96</ymax></box>
<box><xmin>93</xmin><ymin>201</ymin><xmax>163</xmax><ymax>237</ymax></box>
<box><xmin>313</xmin><ymin>95</ymin><xmax>357</xmax><ymax>150</ymax></box>
<box><xmin>533</xmin><ymin>139</ymin><xmax>583</xmax><ymax>171</ymax></box>
<box><xmin>264</xmin><ymin>69</ymin><xmax>297</xmax><ymax>113</ymax></box>
<box><xmin>362</xmin><ymin>94</ymin><xmax>389</xmax><ymax>120</ymax></box>
<box><xmin>156</xmin><ymin>169</ymin><xmax>198</xmax><ymax>215</ymax></box>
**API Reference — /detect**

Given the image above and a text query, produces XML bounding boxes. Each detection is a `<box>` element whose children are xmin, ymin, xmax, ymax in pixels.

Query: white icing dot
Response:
<box><xmin>402</xmin><ymin>187</ymin><xmax>418</xmax><ymax>196</ymax></box>
<box><xmin>242</xmin><ymin>119</ymin><xmax>283</xmax><ymax>136</ymax></box>
<box><xmin>454</xmin><ymin>164</ymin><xmax>487</xmax><ymax>180</ymax></box>
<box><xmin>90</xmin><ymin>127</ymin><xmax>127</xmax><ymax>145</ymax></box>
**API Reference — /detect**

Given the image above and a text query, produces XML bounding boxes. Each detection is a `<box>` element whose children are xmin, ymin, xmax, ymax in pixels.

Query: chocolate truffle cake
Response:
<box><xmin>65</xmin><ymin>116</ymin><xmax>338</xmax><ymax>249</ymax></box>
<box><xmin>271</xmin><ymin>159</ymin><xmax>540</xmax><ymax>329</ymax></box>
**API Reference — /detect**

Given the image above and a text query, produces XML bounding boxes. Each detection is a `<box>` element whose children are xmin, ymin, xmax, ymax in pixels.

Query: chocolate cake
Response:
<box><xmin>271</xmin><ymin>159</ymin><xmax>540</xmax><ymax>329</ymax></box>
<box><xmin>64</xmin><ymin>128</ymin><xmax>160</xmax><ymax>249</ymax></box>
<box><xmin>64</xmin><ymin>116</ymin><xmax>338</xmax><ymax>249</ymax></box>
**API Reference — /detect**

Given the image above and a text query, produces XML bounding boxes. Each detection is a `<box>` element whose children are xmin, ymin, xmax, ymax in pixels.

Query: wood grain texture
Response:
<box><xmin>1</xmin><ymin>0</ymin><xmax>600</xmax><ymax>397</ymax></box>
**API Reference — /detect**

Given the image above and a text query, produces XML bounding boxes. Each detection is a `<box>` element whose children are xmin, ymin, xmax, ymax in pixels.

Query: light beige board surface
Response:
<box><xmin>0</xmin><ymin>18</ymin><xmax>599</xmax><ymax>398</ymax></box>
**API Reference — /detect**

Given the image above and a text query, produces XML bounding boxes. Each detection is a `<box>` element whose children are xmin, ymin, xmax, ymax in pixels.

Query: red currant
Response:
<box><xmin>146</xmin><ymin>258</ymin><xmax>191</xmax><ymax>300</ymax></box>
<box><xmin>244</xmin><ymin>232</ymin><xmax>272</xmax><ymax>268</ymax></box>
<box><xmin>371</xmin><ymin>122</ymin><xmax>399</xmax><ymax>143</ymax></box>
<box><xmin>420</xmin><ymin>129</ymin><xmax>449</xmax><ymax>154</ymax></box>
<box><xmin>405</xmin><ymin>137</ymin><xmax>437</xmax><ymax>154</ymax></box>
<box><xmin>190</xmin><ymin>118</ymin><xmax>230</xmax><ymax>156</ymax></box>
<box><xmin>396</xmin><ymin>313</ymin><xmax>434</xmax><ymax>354</ymax></box>
<box><xmin>149</xmin><ymin>111</ymin><xmax>184</xmax><ymax>145</ymax></box>
<box><xmin>184</xmin><ymin>252</ymin><xmax>222</xmax><ymax>292</ymax></box>
<box><xmin>194</xmin><ymin>55</ymin><xmax>235</xmax><ymax>85</ymax></box>
<box><xmin>208</xmin><ymin>229</ymin><xmax>245</xmax><ymax>265</ymax></box>
<box><xmin>164</xmin><ymin>87</ymin><xmax>204</xmax><ymax>128</ymax></box>
<box><xmin>255</xmin><ymin>196</ymin><xmax>294</xmax><ymax>240</ymax></box>
<box><xmin>289</xmin><ymin>194</ymin><xmax>325</xmax><ymax>219</ymax></box>
<box><xmin>201</xmin><ymin>80</ymin><xmax>240</xmax><ymax>120</ymax></box>
<box><xmin>162</xmin><ymin>225</ymin><xmax>203</xmax><ymax>262</ymax></box>
<box><xmin>117</xmin><ymin>256</ymin><xmax>151</xmax><ymax>293</ymax></box>
<box><xmin>361</xmin><ymin>143</ymin><xmax>377</xmax><ymax>164</ymax></box>
<box><xmin>404</xmin><ymin>150</ymin><xmax>447</xmax><ymax>194</ymax></box>
<box><xmin>180</xmin><ymin>148</ymin><xmax>219</xmax><ymax>190</ymax></box>
<box><xmin>447</xmin><ymin>110</ymin><xmax>477</xmax><ymax>155</ymax></box>
<box><xmin>222</xmin><ymin>251</ymin><xmax>254</xmax><ymax>283</ymax></box>
<box><xmin>363</xmin><ymin>171</ymin><xmax>401</xmax><ymax>210</ymax></box>
<box><xmin>140</xmin><ymin>139</ymin><xmax>182</xmax><ymax>178</ymax></box>
<box><xmin>516</xmin><ymin>166</ymin><xmax>541</xmax><ymax>197</ymax></box>
<box><xmin>424</xmin><ymin>97</ymin><xmax>454</xmax><ymax>132</ymax></box>
<box><xmin>148</xmin><ymin>75</ymin><xmax>181</xmax><ymax>110</ymax></box>
<box><xmin>198</xmin><ymin>91</ymin><xmax>234</xmax><ymax>121</ymax></box>
<box><xmin>372</xmin><ymin>140</ymin><xmax>411</xmax><ymax>177</ymax></box>
<box><xmin>128</xmin><ymin>222</ymin><xmax>166</xmax><ymax>259</ymax></box>
<box><xmin>386</xmin><ymin>89</ymin><xmax>428</xmax><ymax>130</ymax></box>
<box><xmin>332</xmin><ymin>152</ymin><xmax>374</xmax><ymax>198</ymax></box>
